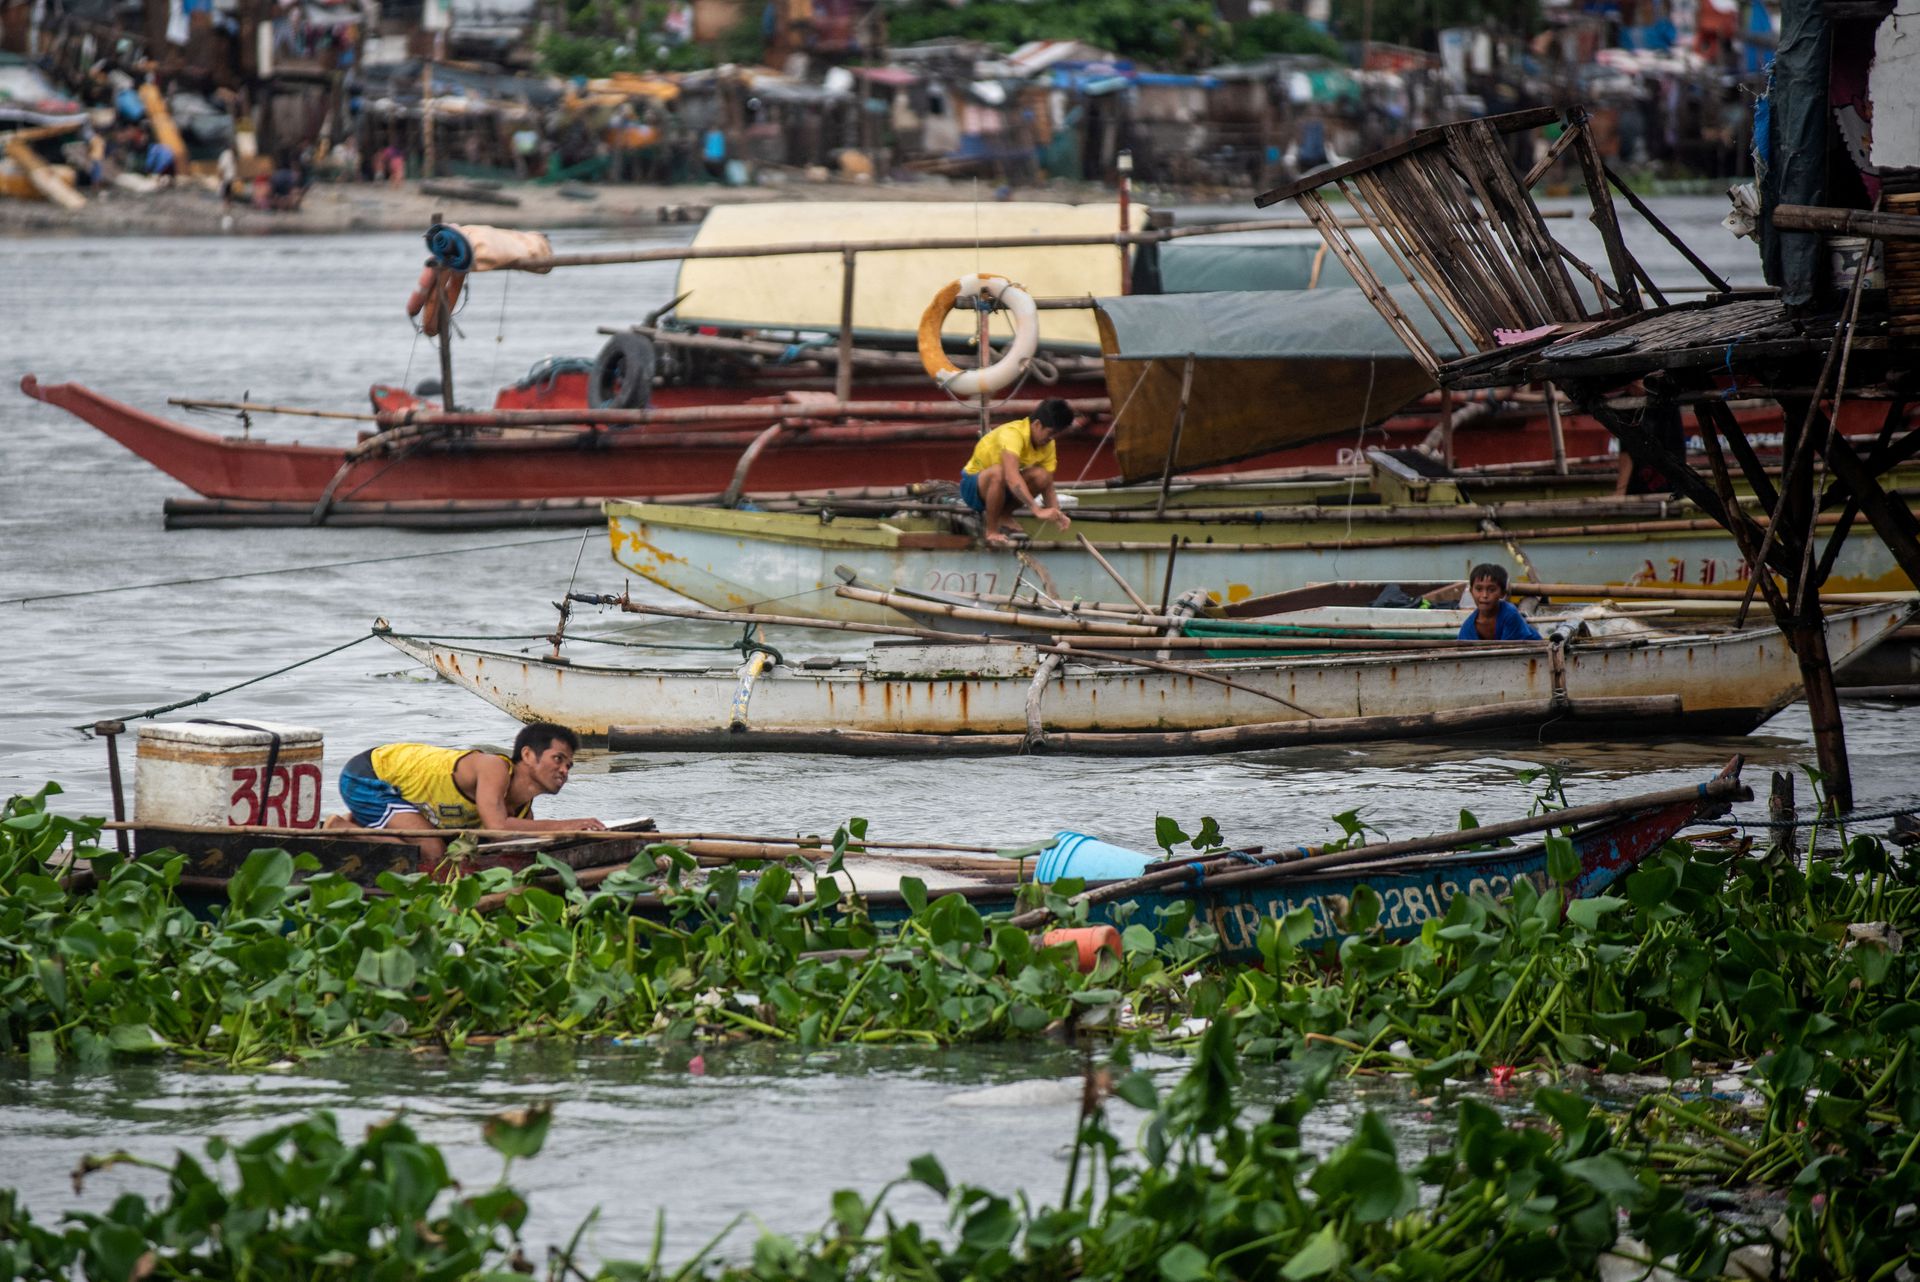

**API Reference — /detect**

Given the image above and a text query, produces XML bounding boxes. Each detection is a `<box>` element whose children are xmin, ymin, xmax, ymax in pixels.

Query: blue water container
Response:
<box><xmin>1033</xmin><ymin>831</ymin><xmax>1156</xmax><ymax>883</ymax></box>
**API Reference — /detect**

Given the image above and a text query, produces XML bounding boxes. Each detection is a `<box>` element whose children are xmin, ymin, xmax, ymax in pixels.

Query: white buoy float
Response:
<box><xmin>916</xmin><ymin>273</ymin><xmax>1040</xmax><ymax>397</ymax></box>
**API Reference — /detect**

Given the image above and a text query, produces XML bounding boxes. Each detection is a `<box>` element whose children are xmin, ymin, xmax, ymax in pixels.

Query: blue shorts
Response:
<box><xmin>338</xmin><ymin>749</ymin><xmax>421</xmax><ymax>828</ymax></box>
<box><xmin>958</xmin><ymin>471</ymin><xmax>986</xmax><ymax>513</ymax></box>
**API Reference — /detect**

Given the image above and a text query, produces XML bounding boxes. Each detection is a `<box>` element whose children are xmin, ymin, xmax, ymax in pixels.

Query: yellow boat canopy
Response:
<box><xmin>671</xmin><ymin>201</ymin><xmax>1146</xmax><ymax>351</ymax></box>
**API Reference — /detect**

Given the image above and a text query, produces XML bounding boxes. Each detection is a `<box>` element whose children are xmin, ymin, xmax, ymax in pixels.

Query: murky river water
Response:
<box><xmin>1</xmin><ymin>199</ymin><xmax>1913</xmax><ymax>1257</ymax></box>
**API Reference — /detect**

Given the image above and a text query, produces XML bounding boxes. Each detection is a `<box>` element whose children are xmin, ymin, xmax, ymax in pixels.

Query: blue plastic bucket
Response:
<box><xmin>1033</xmin><ymin>831</ymin><xmax>1155</xmax><ymax>883</ymax></box>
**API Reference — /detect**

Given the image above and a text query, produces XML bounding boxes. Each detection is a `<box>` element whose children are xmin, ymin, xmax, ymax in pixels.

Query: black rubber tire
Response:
<box><xmin>413</xmin><ymin>377</ymin><xmax>442</xmax><ymax>397</ymax></box>
<box><xmin>589</xmin><ymin>333</ymin><xmax>656</xmax><ymax>410</ymax></box>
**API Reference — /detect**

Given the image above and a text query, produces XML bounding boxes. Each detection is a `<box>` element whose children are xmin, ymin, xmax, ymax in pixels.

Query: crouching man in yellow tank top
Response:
<box><xmin>327</xmin><ymin>721</ymin><xmax>606</xmax><ymax>866</ymax></box>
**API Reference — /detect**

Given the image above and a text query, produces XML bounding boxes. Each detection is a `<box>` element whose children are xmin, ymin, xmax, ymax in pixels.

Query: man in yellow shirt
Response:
<box><xmin>328</xmin><ymin>722</ymin><xmax>606</xmax><ymax>865</ymax></box>
<box><xmin>959</xmin><ymin>398</ymin><xmax>1075</xmax><ymax>549</ymax></box>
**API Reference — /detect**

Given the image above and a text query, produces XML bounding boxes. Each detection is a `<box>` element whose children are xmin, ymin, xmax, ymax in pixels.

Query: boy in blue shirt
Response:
<box><xmin>1458</xmin><ymin>563</ymin><xmax>1543</xmax><ymax>641</ymax></box>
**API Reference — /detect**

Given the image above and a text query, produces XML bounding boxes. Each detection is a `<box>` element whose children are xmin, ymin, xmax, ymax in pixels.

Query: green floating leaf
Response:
<box><xmin>1159</xmin><ymin>1240</ymin><xmax>1212</xmax><ymax>1281</ymax></box>
<box><xmin>482</xmin><ymin>1104</ymin><xmax>553</xmax><ymax>1160</ymax></box>
<box><xmin>1414</xmin><ymin>1050</ymin><xmax>1479</xmax><ymax>1087</ymax></box>
<box><xmin>1565</xmin><ymin>895</ymin><xmax>1628</xmax><ymax>931</ymax></box>
<box><xmin>1281</xmin><ymin>1223</ymin><xmax>1345</xmax><ymax>1279</ymax></box>
<box><xmin>907</xmin><ymin>1154</ymin><xmax>949</xmax><ymax>1196</ymax></box>
<box><xmin>1545</xmin><ymin>833</ymin><xmax>1581</xmax><ymax>885</ymax></box>
<box><xmin>830</xmin><ymin>1188</ymin><xmax>867</xmax><ymax>1238</ymax></box>
<box><xmin>108</xmin><ymin>1024</ymin><xmax>168</xmax><ymax>1055</ymax></box>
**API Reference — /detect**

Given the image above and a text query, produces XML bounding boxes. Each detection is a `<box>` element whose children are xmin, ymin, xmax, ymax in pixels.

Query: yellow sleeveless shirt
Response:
<box><xmin>369</xmin><ymin>744</ymin><xmax>531</xmax><ymax>829</ymax></box>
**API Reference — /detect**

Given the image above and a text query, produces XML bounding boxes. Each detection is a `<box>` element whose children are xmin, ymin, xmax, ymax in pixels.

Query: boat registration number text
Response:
<box><xmin>228</xmin><ymin>763</ymin><xmax>324</xmax><ymax>829</ymax></box>
<box><xmin>1204</xmin><ymin>871</ymin><xmax>1552</xmax><ymax>951</ymax></box>
<box><xmin>922</xmin><ymin>571</ymin><xmax>1001</xmax><ymax>595</ymax></box>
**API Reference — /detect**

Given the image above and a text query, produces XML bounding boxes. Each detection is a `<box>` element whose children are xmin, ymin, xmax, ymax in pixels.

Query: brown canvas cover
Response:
<box><xmin>1097</xmin><ymin>288</ymin><xmax>1459</xmax><ymax>481</ymax></box>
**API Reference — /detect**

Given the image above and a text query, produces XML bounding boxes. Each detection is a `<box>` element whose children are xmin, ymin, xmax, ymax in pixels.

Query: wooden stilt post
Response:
<box><xmin>421</xmin><ymin>60</ymin><xmax>435</xmax><ymax>180</ymax></box>
<box><xmin>1154</xmin><ymin>355</ymin><xmax>1196</xmax><ymax>520</ymax></box>
<box><xmin>1775</xmin><ymin>395</ymin><xmax>1851</xmax><ymax>814</ymax></box>
<box><xmin>835</xmin><ymin>247</ymin><xmax>856</xmax><ymax>406</ymax></box>
<box><xmin>1545</xmin><ymin>382</ymin><xmax>1568</xmax><ymax>476</ymax></box>
<box><xmin>1769</xmin><ymin>769</ymin><xmax>1799</xmax><ymax>860</ymax></box>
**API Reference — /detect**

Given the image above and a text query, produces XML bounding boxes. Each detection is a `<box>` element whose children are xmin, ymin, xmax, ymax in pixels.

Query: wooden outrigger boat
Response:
<box><xmin>836</xmin><ymin>573</ymin><xmax>1920</xmax><ymax>695</ymax></box>
<box><xmin>603</xmin><ymin>494</ymin><xmax>1914</xmax><ymax>626</ymax></box>
<box><xmin>372</xmin><ymin>601</ymin><xmax>1912</xmax><ymax>753</ymax></box>
<box><xmin>97</xmin><ymin>761</ymin><xmax>1747</xmax><ymax>965</ymax></box>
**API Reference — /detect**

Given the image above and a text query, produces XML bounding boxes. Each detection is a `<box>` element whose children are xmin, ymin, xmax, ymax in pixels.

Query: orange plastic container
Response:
<box><xmin>1040</xmin><ymin>926</ymin><xmax>1122</xmax><ymax>972</ymax></box>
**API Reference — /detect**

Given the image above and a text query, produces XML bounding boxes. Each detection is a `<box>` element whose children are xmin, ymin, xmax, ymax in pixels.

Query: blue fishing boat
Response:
<box><xmin>819</xmin><ymin>759</ymin><xmax>1747</xmax><ymax>962</ymax></box>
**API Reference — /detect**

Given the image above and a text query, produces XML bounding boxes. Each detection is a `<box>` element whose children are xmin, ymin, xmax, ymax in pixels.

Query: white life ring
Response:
<box><xmin>917</xmin><ymin>273</ymin><xmax>1040</xmax><ymax>397</ymax></box>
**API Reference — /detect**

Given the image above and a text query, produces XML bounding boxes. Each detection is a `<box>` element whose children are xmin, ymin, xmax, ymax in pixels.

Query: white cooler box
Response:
<box><xmin>134</xmin><ymin>720</ymin><xmax>325</xmax><ymax>828</ymax></box>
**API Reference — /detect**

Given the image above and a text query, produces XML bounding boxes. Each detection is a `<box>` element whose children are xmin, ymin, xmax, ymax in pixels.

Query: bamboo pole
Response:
<box><xmin>169</xmin><ymin>398</ymin><xmax>381</xmax><ymax>422</ymax></box>
<box><xmin>376</xmin><ymin>396</ymin><xmax>1110</xmax><ymax>430</ymax></box>
<box><xmin>1075</xmin><ymin>532</ymin><xmax>1151</xmax><ymax>612</ymax></box>
<box><xmin>1013</xmin><ymin>766</ymin><xmax>1748</xmax><ymax>923</ymax></box>
<box><xmin>1199</xmin><ymin>772</ymin><xmax>1747</xmax><ymax>890</ymax></box>
<box><xmin>498</xmin><ymin>215</ymin><xmax>1563</xmax><ymax>272</ymax></box>
<box><xmin>834</xmin><ymin>584</ymin><xmax>1161</xmax><ymax>635</ymax></box>
<box><xmin>835</xmin><ymin>247</ymin><xmax>857</xmax><ymax>404</ymax></box>
<box><xmin>1545</xmin><ymin>382</ymin><xmax>1568</xmax><ymax>476</ymax></box>
<box><xmin>601</xmin><ymin>596</ymin><xmax>1319</xmax><ymax>714</ymax></box>
<box><xmin>1515</xmin><ymin>582</ymin><xmax>1911</xmax><ymax>603</ymax></box>
<box><xmin>1154</xmin><ymin>355</ymin><xmax>1197</xmax><ymax>520</ymax></box>
<box><xmin>99</xmin><ymin>818</ymin><xmax>1016</xmax><ymax>855</ymax></box>
<box><xmin>608</xmin><ymin>694</ymin><xmax>1683</xmax><ymax>758</ymax></box>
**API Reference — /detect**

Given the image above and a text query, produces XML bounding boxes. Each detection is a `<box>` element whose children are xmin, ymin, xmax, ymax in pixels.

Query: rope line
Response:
<box><xmin>1732</xmin><ymin>802</ymin><xmax>1920</xmax><ymax>830</ymax></box>
<box><xmin>391</xmin><ymin>630</ymin><xmax>746</xmax><ymax>653</ymax></box>
<box><xmin>6</xmin><ymin>534</ymin><xmax>582</xmax><ymax>606</ymax></box>
<box><xmin>76</xmin><ymin>634</ymin><xmax>379</xmax><ymax>732</ymax></box>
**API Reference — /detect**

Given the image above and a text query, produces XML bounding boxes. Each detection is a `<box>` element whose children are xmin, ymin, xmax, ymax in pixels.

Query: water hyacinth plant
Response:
<box><xmin>4</xmin><ymin>778</ymin><xmax>1917</xmax><ymax>1277</ymax></box>
<box><xmin>1</xmin><ymin>1018</ymin><xmax>1745</xmax><ymax>1281</ymax></box>
<box><xmin>0</xmin><ymin>785</ymin><xmax>1136</xmax><ymax>1066</ymax></box>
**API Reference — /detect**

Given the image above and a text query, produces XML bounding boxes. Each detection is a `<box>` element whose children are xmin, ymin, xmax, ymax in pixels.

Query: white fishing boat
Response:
<box><xmin>373</xmin><ymin>602</ymin><xmax>1912</xmax><ymax>755</ymax></box>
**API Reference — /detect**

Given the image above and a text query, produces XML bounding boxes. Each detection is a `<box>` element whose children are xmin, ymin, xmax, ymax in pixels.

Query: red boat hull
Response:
<box><xmin>24</xmin><ymin>374</ymin><xmax>1893</xmax><ymax>505</ymax></box>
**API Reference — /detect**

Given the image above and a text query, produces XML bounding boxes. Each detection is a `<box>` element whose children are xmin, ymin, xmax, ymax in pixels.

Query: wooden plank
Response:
<box><xmin>1815</xmin><ymin>401</ymin><xmax>1908</xmax><ymax>584</ymax></box>
<box><xmin>1692</xmin><ymin>401</ymin><xmax>1797</xmax><ymax>602</ymax></box>
<box><xmin>1522</xmin><ymin>121</ymin><xmax>1583</xmax><ymax>188</ymax></box>
<box><xmin>1399</xmin><ymin>152</ymin><xmax>1523</xmax><ymax>331</ymax></box>
<box><xmin>1696</xmin><ymin>396</ymin><xmax>1780</xmax><ymax>514</ymax></box>
<box><xmin>1372</xmin><ymin>162</ymin><xmax>1506</xmax><ymax>342</ymax></box>
<box><xmin>1296</xmin><ymin>190</ymin><xmax>1441</xmax><ymax>373</ymax></box>
<box><xmin>1480</xmin><ymin>124</ymin><xmax>1587</xmax><ymax>318</ymax></box>
<box><xmin>1448</xmin><ymin>122</ymin><xmax>1563</xmax><ymax>321</ymax></box>
<box><xmin>1815</xmin><ymin>412</ymin><xmax>1920</xmax><ymax>590</ymax></box>
<box><xmin>1568</xmin><ymin>112</ymin><xmax>1641</xmax><ymax>312</ymax></box>
<box><xmin>1608</xmin><ymin>165</ymin><xmax>1734</xmax><ymax>292</ymax></box>
<box><xmin>1341</xmin><ymin>173</ymin><xmax>1473</xmax><ymax>354</ymax></box>
<box><xmin>4</xmin><ymin>137</ymin><xmax>85</xmax><ymax>210</ymax></box>
<box><xmin>1438</xmin><ymin>127</ymin><xmax>1551</xmax><ymax>326</ymax></box>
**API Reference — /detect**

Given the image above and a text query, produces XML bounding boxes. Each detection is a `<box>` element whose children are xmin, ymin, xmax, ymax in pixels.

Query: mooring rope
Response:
<box><xmin>76</xmin><ymin>634</ymin><xmax>380</xmax><ymax>732</ymax></box>
<box><xmin>1731</xmin><ymin>802</ymin><xmax>1920</xmax><ymax>830</ymax></box>
<box><xmin>6</xmin><ymin>534</ymin><xmax>582</xmax><ymax>606</ymax></box>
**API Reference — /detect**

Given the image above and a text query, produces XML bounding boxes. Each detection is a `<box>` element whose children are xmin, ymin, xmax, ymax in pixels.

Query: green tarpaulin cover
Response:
<box><xmin>1095</xmin><ymin>287</ymin><xmax>1463</xmax><ymax>362</ymax></box>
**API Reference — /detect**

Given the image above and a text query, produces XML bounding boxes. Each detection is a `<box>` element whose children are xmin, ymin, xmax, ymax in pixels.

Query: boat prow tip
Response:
<box><xmin>19</xmin><ymin>373</ymin><xmax>40</xmax><ymax>398</ymax></box>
